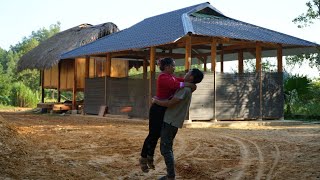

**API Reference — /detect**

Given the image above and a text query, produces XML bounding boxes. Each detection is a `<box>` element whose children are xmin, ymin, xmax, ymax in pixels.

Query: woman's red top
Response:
<box><xmin>156</xmin><ymin>72</ymin><xmax>184</xmax><ymax>100</ymax></box>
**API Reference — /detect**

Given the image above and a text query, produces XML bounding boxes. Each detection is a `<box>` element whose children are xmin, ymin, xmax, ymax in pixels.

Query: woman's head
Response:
<box><xmin>158</xmin><ymin>57</ymin><xmax>175</xmax><ymax>73</ymax></box>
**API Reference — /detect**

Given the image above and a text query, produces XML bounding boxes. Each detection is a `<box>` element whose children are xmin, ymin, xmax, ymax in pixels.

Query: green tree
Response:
<box><xmin>0</xmin><ymin>22</ymin><xmax>61</xmax><ymax>107</ymax></box>
<box><xmin>292</xmin><ymin>0</ymin><xmax>320</xmax><ymax>28</ymax></box>
<box><xmin>288</xmin><ymin>0</ymin><xmax>320</xmax><ymax>71</ymax></box>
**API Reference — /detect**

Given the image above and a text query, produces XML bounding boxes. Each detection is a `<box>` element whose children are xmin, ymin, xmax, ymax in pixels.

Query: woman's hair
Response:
<box><xmin>190</xmin><ymin>68</ymin><xmax>204</xmax><ymax>84</ymax></box>
<box><xmin>158</xmin><ymin>57</ymin><xmax>174</xmax><ymax>71</ymax></box>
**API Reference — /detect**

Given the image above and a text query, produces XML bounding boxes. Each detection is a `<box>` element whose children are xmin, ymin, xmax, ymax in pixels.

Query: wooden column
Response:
<box><xmin>72</xmin><ymin>59</ymin><xmax>77</xmax><ymax>110</ymax></box>
<box><xmin>57</xmin><ymin>61</ymin><xmax>61</xmax><ymax>102</ymax></box>
<box><xmin>211</xmin><ymin>39</ymin><xmax>217</xmax><ymax>121</ymax></box>
<box><xmin>149</xmin><ymin>47</ymin><xmax>156</xmax><ymax>107</ymax></box>
<box><xmin>143</xmin><ymin>58</ymin><xmax>147</xmax><ymax>80</ymax></box>
<box><xmin>277</xmin><ymin>45</ymin><xmax>283</xmax><ymax>73</ymax></box>
<box><xmin>238</xmin><ymin>50</ymin><xmax>244</xmax><ymax>74</ymax></box>
<box><xmin>256</xmin><ymin>44</ymin><xmax>262</xmax><ymax>73</ymax></box>
<box><xmin>185</xmin><ymin>35</ymin><xmax>192</xmax><ymax>72</ymax></box>
<box><xmin>220</xmin><ymin>50</ymin><xmax>224</xmax><ymax>73</ymax></box>
<box><xmin>256</xmin><ymin>43</ymin><xmax>262</xmax><ymax>120</ymax></box>
<box><xmin>85</xmin><ymin>56</ymin><xmax>90</xmax><ymax>78</ymax></box>
<box><xmin>41</xmin><ymin>70</ymin><xmax>45</xmax><ymax>103</ymax></box>
<box><xmin>106</xmin><ymin>53</ymin><xmax>112</xmax><ymax>77</ymax></box>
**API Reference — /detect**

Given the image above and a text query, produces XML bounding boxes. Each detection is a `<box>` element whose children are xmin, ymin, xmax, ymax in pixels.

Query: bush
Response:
<box><xmin>10</xmin><ymin>82</ymin><xmax>39</xmax><ymax>108</ymax></box>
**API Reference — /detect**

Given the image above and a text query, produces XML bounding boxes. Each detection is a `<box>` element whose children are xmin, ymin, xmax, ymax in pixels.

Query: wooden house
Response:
<box><xmin>18</xmin><ymin>23</ymin><xmax>124</xmax><ymax>110</ymax></box>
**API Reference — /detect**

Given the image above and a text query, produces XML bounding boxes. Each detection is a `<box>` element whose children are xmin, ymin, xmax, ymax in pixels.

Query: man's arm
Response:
<box><xmin>152</xmin><ymin>97</ymin><xmax>182</xmax><ymax>108</ymax></box>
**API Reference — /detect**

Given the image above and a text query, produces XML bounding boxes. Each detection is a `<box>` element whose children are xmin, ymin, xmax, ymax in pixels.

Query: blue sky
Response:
<box><xmin>0</xmin><ymin>0</ymin><xmax>319</xmax><ymax>77</ymax></box>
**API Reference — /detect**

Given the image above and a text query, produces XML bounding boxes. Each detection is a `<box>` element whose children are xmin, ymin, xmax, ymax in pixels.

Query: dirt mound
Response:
<box><xmin>0</xmin><ymin>115</ymin><xmax>30</xmax><ymax>178</ymax></box>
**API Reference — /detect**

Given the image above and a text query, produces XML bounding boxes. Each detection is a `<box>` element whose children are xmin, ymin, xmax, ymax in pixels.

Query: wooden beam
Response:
<box><xmin>256</xmin><ymin>44</ymin><xmax>262</xmax><ymax>72</ymax></box>
<box><xmin>41</xmin><ymin>70</ymin><xmax>44</xmax><ymax>103</ymax></box>
<box><xmin>143</xmin><ymin>58</ymin><xmax>147</xmax><ymax>80</ymax></box>
<box><xmin>85</xmin><ymin>56</ymin><xmax>90</xmax><ymax>78</ymax></box>
<box><xmin>277</xmin><ymin>44</ymin><xmax>283</xmax><ymax>73</ymax></box>
<box><xmin>211</xmin><ymin>38</ymin><xmax>217</xmax><ymax>122</ymax></box>
<box><xmin>72</xmin><ymin>59</ymin><xmax>77</xmax><ymax>110</ymax></box>
<box><xmin>57</xmin><ymin>61</ymin><xmax>61</xmax><ymax>102</ymax></box>
<box><xmin>106</xmin><ymin>53</ymin><xmax>112</xmax><ymax>77</ymax></box>
<box><xmin>220</xmin><ymin>50</ymin><xmax>224</xmax><ymax>73</ymax></box>
<box><xmin>185</xmin><ymin>35</ymin><xmax>192</xmax><ymax>72</ymax></box>
<box><xmin>149</xmin><ymin>47</ymin><xmax>156</xmax><ymax>107</ymax></box>
<box><xmin>238</xmin><ymin>50</ymin><xmax>244</xmax><ymax>74</ymax></box>
<box><xmin>256</xmin><ymin>43</ymin><xmax>263</xmax><ymax>120</ymax></box>
<box><xmin>211</xmin><ymin>39</ymin><xmax>217</xmax><ymax>72</ymax></box>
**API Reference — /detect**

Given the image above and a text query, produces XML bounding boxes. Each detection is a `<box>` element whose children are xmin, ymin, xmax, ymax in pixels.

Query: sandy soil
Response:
<box><xmin>0</xmin><ymin>111</ymin><xmax>320</xmax><ymax>180</ymax></box>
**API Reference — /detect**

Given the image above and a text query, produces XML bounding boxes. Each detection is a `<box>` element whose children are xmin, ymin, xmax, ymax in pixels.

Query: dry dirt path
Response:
<box><xmin>1</xmin><ymin>112</ymin><xmax>320</xmax><ymax>179</ymax></box>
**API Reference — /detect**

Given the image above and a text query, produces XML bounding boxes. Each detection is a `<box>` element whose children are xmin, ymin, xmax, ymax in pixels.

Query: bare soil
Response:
<box><xmin>0</xmin><ymin>111</ymin><xmax>320</xmax><ymax>180</ymax></box>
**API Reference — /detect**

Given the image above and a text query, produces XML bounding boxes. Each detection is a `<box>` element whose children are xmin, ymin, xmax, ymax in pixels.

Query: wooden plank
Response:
<box><xmin>76</xmin><ymin>58</ymin><xmax>85</xmax><ymax>89</ymax></box>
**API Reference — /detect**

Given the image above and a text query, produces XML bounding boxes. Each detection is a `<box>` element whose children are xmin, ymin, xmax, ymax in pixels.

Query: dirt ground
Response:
<box><xmin>0</xmin><ymin>111</ymin><xmax>320</xmax><ymax>180</ymax></box>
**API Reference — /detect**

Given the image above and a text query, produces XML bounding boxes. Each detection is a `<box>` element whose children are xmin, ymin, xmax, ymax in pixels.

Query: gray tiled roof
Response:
<box><xmin>61</xmin><ymin>2</ymin><xmax>319</xmax><ymax>59</ymax></box>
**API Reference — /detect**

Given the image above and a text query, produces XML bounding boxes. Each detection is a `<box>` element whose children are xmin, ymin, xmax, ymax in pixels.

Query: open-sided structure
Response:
<box><xmin>61</xmin><ymin>2</ymin><xmax>319</xmax><ymax>120</ymax></box>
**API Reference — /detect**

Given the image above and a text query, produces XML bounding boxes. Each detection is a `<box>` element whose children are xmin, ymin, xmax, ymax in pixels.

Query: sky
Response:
<box><xmin>0</xmin><ymin>0</ymin><xmax>319</xmax><ymax>77</ymax></box>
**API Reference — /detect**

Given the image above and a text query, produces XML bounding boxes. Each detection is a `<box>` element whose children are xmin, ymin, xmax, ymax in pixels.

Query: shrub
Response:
<box><xmin>10</xmin><ymin>82</ymin><xmax>39</xmax><ymax>108</ymax></box>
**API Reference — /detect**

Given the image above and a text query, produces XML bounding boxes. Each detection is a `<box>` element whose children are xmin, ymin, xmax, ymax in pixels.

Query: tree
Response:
<box><xmin>288</xmin><ymin>0</ymin><xmax>320</xmax><ymax>71</ymax></box>
<box><xmin>292</xmin><ymin>0</ymin><xmax>320</xmax><ymax>28</ymax></box>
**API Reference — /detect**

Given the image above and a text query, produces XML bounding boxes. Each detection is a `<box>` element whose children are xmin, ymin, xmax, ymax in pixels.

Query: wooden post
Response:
<box><xmin>41</xmin><ymin>70</ymin><xmax>45</xmax><ymax>103</ymax></box>
<box><xmin>106</xmin><ymin>53</ymin><xmax>111</xmax><ymax>77</ymax></box>
<box><xmin>149</xmin><ymin>47</ymin><xmax>156</xmax><ymax>107</ymax></box>
<box><xmin>57</xmin><ymin>61</ymin><xmax>61</xmax><ymax>102</ymax></box>
<box><xmin>85</xmin><ymin>56</ymin><xmax>90</xmax><ymax>78</ymax></box>
<box><xmin>277</xmin><ymin>45</ymin><xmax>283</xmax><ymax>73</ymax></box>
<box><xmin>204</xmin><ymin>57</ymin><xmax>207</xmax><ymax>72</ymax></box>
<box><xmin>211</xmin><ymin>39</ymin><xmax>217</xmax><ymax>122</ymax></box>
<box><xmin>256</xmin><ymin>43</ymin><xmax>262</xmax><ymax>120</ymax></box>
<box><xmin>185</xmin><ymin>35</ymin><xmax>192</xmax><ymax>72</ymax></box>
<box><xmin>72</xmin><ymin>59</ymin><xmax>77</xmax><ymax>110</ymax></box>
<box><xmin>238</xmin><ymin>50</ymin><xmax>244</xmax><ymax>74</ymax></box>
<box><xmin>143</xmin><ymin>58</ymin><xmax>147</xmax><ymax>80</ymax></box>
<box><xmin>220</xmin><ymin>50</ymin><xmax>224</xmax><ymax>73</ymax></box>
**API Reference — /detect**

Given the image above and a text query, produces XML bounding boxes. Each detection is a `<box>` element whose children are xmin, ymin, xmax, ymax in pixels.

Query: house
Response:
<box><xmin>61</xmin><ymin>3</ymin><xmax>320</xmax><ymax>120</ymax></box>
<box><xmin>18</xmin><ymin>22</ymin><xmax>122</xmax><ymax>110</ymax></box>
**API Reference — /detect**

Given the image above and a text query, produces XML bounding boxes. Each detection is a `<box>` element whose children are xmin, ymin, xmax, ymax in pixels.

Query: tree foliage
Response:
<box><xmin>288</xmin><ymin>0</ymin><xmax>320</xmax><ymax>72</ymax></box>
<box><xmin>292</xmin><ymin>0</ymin><xmax>320</xmax><ymax>28</ymax></box>
<box><xmin>0</xmin><ymin>22</ymin><xmax>60</xmax><ymax>107</ymax></box>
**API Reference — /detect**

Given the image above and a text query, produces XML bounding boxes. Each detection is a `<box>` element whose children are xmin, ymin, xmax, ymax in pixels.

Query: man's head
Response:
<box><xmin>184</xmin><ymin>68</ymin><xmax>204</xmax><ymax>84</ymax></box>
<box><xmin>158</xmin><ymin>57</ymin><xmax>175</xmax><ymax>74</ymax></box>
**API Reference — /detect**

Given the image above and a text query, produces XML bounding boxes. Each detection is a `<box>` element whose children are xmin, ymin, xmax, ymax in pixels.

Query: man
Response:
<box><xmin>139</xmin><ymin>58</ymin><xmax>196</xmax><ymax>173</ymax></box>
<box><xmin>152</xmin><ymin>68</ymin><xmax>204</xmax><ymax>180</ymax></box>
